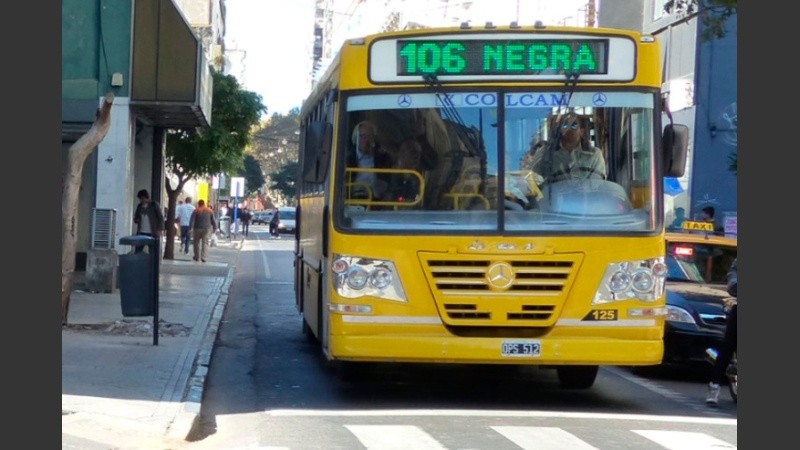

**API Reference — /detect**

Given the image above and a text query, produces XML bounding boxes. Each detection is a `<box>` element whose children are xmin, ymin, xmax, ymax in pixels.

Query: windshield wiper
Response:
<box><xmin>422</xmin><ymin>73</ymin><xmax>483</xmax><ymax>157</ymax></box>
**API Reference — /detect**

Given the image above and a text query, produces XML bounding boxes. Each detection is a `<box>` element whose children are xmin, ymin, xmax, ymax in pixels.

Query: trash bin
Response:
<box><xmin>118</xmin><ymin>235</ymin><xmax>157</xmax><ymax>316</ymax></box>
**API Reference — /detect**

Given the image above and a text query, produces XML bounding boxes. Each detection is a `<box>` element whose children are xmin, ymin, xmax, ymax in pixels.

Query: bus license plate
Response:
<box><xmin>501</xmin><ymin>340</ymin><xmax>541</xmax><ymax>357</ymax></box>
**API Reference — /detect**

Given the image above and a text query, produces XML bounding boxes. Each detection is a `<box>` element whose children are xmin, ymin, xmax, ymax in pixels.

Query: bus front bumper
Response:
<box><xmin>328</xmin><ymin>333</ymin><xmax>664</xmax><ymax>366</ymax></box>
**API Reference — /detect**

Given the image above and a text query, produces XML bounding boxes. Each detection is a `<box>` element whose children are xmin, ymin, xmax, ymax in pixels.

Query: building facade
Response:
<box><xmin>598</xmin><ymin>1</ymin><xmax>738</xmax><ymax>235</ymax></box>
<box><xmin>62</xmin><ymin>0</ymin><xmax>214</xmax><ymax>269</ymax></box>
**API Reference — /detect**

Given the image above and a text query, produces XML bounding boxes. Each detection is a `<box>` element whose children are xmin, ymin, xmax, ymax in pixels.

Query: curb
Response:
<box><xmin>166</xmin><ymin>262</ymin><xmax>236</xmax><ymax>441</ymax></box>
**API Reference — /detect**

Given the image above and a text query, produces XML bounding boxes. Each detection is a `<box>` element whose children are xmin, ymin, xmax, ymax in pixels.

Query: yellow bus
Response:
<box><xmin>295</xmin><ymin>23</ymin><xmax>688</xmax><ymax>389</ymax></box>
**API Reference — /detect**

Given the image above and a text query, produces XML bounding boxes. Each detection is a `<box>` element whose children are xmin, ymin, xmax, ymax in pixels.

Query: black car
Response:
<box><xmin>662</xmin><ymin>232</ymin><xmax>737</xmax><ymax>367</ymax></box>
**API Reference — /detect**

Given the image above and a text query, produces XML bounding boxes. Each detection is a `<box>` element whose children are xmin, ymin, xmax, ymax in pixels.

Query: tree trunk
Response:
<box><xmin>162</xmin><ymin>176</ymin><xmax>187</xmax><ymax>260</ymax></box>
<box><xmin>62</xmin><ymin>93</ymin><xmax>115</xmax><ymax>325</ymax></box>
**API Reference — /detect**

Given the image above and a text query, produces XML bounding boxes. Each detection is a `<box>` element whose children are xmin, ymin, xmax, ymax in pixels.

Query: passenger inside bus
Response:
<box><xmin>528</xmin><ymin>113</ymin><xmax>607</xmax><ymax>183</ymax></box>
<box><xmin>363</xmin><ymin>109</ymin><xmax>458</xmax><ymax>209</ymax></box>
<box><xmin>379</xmin><ymin>110</ymin><xmax>438</xmax><ymax>206</ymax></box>
<box><xmin>386</xmin><ymin>139</ymin><xmax>424</xmax><ymax>205</ymax></box>
<box><xmin>348</xmin><ymin>120</ymin><xmax>392</xmax><ymax>201</ymax></box>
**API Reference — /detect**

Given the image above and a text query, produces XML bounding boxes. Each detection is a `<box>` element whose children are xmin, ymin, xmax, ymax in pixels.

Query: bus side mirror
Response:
<box><xmin>663</xmin><ymin>124</ymin><xmax>689</xmax><ymax>178</ymax></box>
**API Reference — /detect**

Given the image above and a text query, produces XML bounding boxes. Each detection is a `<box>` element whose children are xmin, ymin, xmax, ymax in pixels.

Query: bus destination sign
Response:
<box><xmin>396</xmin><ymin>39</ymin><xmax>609</xmax><ymax>76</ymax></box>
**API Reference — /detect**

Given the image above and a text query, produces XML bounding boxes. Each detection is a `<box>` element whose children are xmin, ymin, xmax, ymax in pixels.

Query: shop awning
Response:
<box><xmin>130</xmin><ymin>0</ymin><xmax>212</xmax><ymax>129</ymax></box>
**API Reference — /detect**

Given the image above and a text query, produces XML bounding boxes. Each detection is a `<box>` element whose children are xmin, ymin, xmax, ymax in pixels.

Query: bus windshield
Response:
<box><xmin>338</xmin><ymin>90</ymin><xmax>658</xmax><ymax>234</ymax></box>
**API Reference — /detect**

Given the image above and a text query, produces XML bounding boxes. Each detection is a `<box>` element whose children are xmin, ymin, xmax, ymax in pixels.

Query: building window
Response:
<box><xmin>652</xmin><ymin>0</ymin><xmax>669</xmax><ymax>21</ymax></box>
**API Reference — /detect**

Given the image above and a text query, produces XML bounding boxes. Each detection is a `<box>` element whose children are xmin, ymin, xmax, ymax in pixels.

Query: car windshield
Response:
<box><xmin>337</xmin><ymin>90</ymin><xmax>659</xmax><ymax>234</ymax></box>
<box><xmin>280</xmin><ymin>210</ymin><xmax>296</xmax><ymax>220</ymax></box>
<box><xmin>666</xmin><ymin>240</ymin><xmax>737</xmax><ymax>284</ymax></box>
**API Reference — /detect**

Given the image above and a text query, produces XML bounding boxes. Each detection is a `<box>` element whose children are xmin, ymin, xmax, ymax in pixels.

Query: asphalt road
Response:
<box><xmin>182</xmin><ymin>226</ymin><xmax>737</xmax><ymax>449</ymax></box>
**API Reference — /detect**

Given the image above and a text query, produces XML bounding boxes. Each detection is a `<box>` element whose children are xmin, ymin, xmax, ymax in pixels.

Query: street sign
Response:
<box><xmin>231</xmin><ymin>177</ymin><xmax>245</xmax><ymax>197</ymax></box>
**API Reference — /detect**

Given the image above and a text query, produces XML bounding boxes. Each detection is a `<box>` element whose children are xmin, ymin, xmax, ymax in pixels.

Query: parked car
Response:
<box><xmin>252</xmin><ymin>210</ymin><xmax>273</xmax><ymax>225</ymax></box>
<box><xmin>662</xmin><ymin>230</ymin><xmax>738</xmax><ymax>367</ymax></box>
<box><xmin>276</xmin><ymin>206</ymin><xmax>296</xmax><ymax>233</ymax></box>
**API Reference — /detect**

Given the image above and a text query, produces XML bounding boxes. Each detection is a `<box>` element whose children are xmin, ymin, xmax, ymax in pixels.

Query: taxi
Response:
<box><xmin>662</xmin><ymin>224</ymin><xmax>737</xmax><ymax>367</ymax></box>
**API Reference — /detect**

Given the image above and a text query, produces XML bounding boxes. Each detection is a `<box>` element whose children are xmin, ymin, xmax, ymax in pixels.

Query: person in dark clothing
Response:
<box><xmin>269</xmin><ymin>208</ymin><xmax>281</xmax><ymax>237</ymax></box>
<box><xmin>240</xmin><ymin>208</ymin><xmax>252</xmax><ymax>237</ymax></box>
<box><xmin>706</xmin><ymin>258</ymin><xmax>737</xmax><ymax>405</ymax></box>
<box><xmin>132</xmin><ymin>189</ymin><xmax>164</xmax><ymax>253</ymax></box>
<box><xmin>699</xmin><ymin>205</ymin><xmax>725</xmax><ymax>235</ymax></box>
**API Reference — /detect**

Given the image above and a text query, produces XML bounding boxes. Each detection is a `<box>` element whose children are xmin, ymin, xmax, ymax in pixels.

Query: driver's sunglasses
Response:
<box><xmin>560</xmin><ymin>120</ymin><xmax>580</xmax><ymax>130</ymax></box>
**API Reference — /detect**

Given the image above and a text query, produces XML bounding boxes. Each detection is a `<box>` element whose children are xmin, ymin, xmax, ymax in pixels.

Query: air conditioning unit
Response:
<box><xmin>91</xmin><ymin>208</ymin><xmax>117</xmax><ymax>249</ymax></box>
<box><xmin>212</xmin><ymin>43</ymin><xmax>223</xmax><ymax>60</ymax></box>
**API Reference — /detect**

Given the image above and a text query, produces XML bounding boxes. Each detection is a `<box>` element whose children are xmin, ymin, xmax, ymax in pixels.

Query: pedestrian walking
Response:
<box><xmin>240</xmin><ymin>207</ymin><xmax>252</xmax><ymax>237</ymax></box>
<box><xmin>218</xmin><ymin>202</ymin><xmax>230</xmax><ymax>238</ymax></box>
<box><xmin>132</xmin><ymin>189</ymin><xmax>164</xmax><ymax>253</ymax></box>
<box><xmin>175</xmin><ymin>196</ymin><xmax>195</xmax><ymax>254</ymax></box>
<box><xmin>706</xmin><ymin>258</ymin><xmax>738</xmax><ymax>405</ymax></box>
<box><xmin>189</xmin><ymin>199</ymin><xmax>216</xmax><ymax>262</ymax></box>
<box><xmin>269</xmin><ymin>207</ymin><xmax>281</xmax><ymax>238</ymax></box>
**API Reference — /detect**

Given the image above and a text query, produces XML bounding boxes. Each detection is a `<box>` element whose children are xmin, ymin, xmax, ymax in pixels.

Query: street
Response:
<box><xmin>182</xmin><ymin>225</ymin><xmax>736</xmax><ymax>449</ymax></box>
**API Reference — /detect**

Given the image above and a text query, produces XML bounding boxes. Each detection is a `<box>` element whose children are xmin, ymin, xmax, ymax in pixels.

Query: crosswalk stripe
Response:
<box><xmin>633</xmin><ymin>430</ymin><xmax>736</xmax><ymax>450</ymax></box>
<box><xmin>345</xmin><ymin>425</ymin><xmax>447</xmax><ymax>450</ymax></box>
<box><xmin>266</xmin><ymin>409</ymin><xmax>736</xmax><ymax>425</ymax></box>
<box><xmin>492</xmin><ymin>426</ymin><xmax>599</xmax><ymax>450</ymax></box>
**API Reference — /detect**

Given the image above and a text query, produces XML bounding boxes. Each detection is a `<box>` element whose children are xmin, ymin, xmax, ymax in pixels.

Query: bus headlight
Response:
<box><xmin>609</xmin><ymin>271</ymin><xmax>632</xmax><ymax>293</ymax></box>
<box><xmin>332</xmin><ymin>254</ymin><xmax>407</xmax><ymax>301</ymax></box>
<box><xmin>346</xmin><ymin>266</ymin><xmax>369</xmax><ymax>289</ymax></box>
<box><xmin>631</xmin><ymin>269</ymin><xmax>654</xmax><ymax>292</ymax></box>
<box><xmin>370</xmin><ymin>267</ymin><xmax>393</xmax><ymax>289</ymax></box>
<box><xmin>593</xmin><ymin>257</ymin><xmax>666</xmax><ymax>304</ymax></box>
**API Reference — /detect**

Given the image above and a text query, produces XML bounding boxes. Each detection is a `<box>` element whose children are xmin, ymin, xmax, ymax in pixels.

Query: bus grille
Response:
<box><xmin>420</xmin><ymin>255</ymin><xmax>581</xmax><ymax>326</ymax></box>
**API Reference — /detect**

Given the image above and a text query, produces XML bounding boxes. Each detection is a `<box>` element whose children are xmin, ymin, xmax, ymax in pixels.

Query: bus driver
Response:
<box><xmin>529</xmin><ymin>113</ymin><xmax>607</xmax><ymax>183</ymax></box>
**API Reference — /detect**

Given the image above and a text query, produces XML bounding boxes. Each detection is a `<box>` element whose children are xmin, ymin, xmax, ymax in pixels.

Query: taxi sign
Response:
<box><xmin>681</xmin><ymin>220</ymin><xmax>714</xmax><ymax>232</ymax></box>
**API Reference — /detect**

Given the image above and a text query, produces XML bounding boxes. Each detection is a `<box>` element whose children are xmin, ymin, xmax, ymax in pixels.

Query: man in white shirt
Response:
<box><xmin>175</xmin><ymin>196</ymin><xmax>196</xmax><ymax>254</ymax></box>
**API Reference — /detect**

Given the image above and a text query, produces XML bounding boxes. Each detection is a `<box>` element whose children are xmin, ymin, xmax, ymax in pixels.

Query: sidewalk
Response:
<box><xmin>62</xmin><ymin>236</ymin><xmax>243</xmax><ymax>449</ymax></box>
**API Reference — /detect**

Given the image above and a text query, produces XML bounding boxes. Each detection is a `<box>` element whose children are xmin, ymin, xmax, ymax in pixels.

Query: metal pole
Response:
<box><xmin>152</xmin><ymin>237</ymin><xmax>160</xmax><ymax>346</ymax></box>
<box><xmin>233</xmin><ymin>195</ymin><xmax>239</xmax><ymax>238</ymax></box>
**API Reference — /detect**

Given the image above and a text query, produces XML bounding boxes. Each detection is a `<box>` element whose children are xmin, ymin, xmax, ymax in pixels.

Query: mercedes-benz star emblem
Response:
<box><xmin>397</xmin><ymin>94</ymin><xmax>412</xmax><ymax>108</ymax></box>
<box><xmin>592</xmin><ymin>92</ymin><xmax>607</xmax><ymax>106</ymax></box>
<box><xmin>486</xmin><ymin>262</ymin><xmax>514</xmax><ymax>290</ymax></box>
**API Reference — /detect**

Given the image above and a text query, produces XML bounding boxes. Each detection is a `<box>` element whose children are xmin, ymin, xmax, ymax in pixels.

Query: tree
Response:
<box><xmin>271</xmin><ymin>161</ymin><xmax>299</xmax><ymax>202</ymax></box>
<box><xmin>663</xmin><ymin>0</ymin><xmax>737</xmax><ymax>41</ymax></box>
<box><xmin>239</xmin><ymin>154</ymin><xmax>265</xmax><ymax>196</ymax></box>
<box><xmin>62</xmin><ymin>93</ymin><xmax>115</xmax><ymax>325</ymax></box>
<box><xmin>251</xmin><ymin>110</ymin><xmax>300</xmax><ymax>205</ymax></box>
<box><xmin>162</xmin><ymin>70</ymin><xmax>266</xmax><ymax>259</ymax></box>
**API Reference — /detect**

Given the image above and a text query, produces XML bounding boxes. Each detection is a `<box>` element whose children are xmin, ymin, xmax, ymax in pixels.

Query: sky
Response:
<box><xmin>223</xmin><ymin>0</ymin><xmax>594</xmax><ymax>117</ymax></box>
<box><xmin>224</xmin><ymin>0</ymin><xmax>316</xmax><ymax>116</ymax></box>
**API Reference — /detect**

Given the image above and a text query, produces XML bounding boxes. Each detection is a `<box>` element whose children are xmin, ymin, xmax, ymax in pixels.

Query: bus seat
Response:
<box><xmin>444</xmin><ymin>178</ymin><xmax>490</xmax><ymax>210</ymax></box>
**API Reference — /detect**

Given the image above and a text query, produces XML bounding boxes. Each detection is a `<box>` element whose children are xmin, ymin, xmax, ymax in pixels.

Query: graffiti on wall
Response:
<box><xmin>718</xmin><ymin>101</ymin><xmax>737</xmax><ymax>147</ymax></box>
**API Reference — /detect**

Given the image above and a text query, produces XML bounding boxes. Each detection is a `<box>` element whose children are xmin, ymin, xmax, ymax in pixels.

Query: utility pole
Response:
<box><xmin>586</xmin><ymin>0</ymin><xmax>596</xmax><ymax>27</ymax></box>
